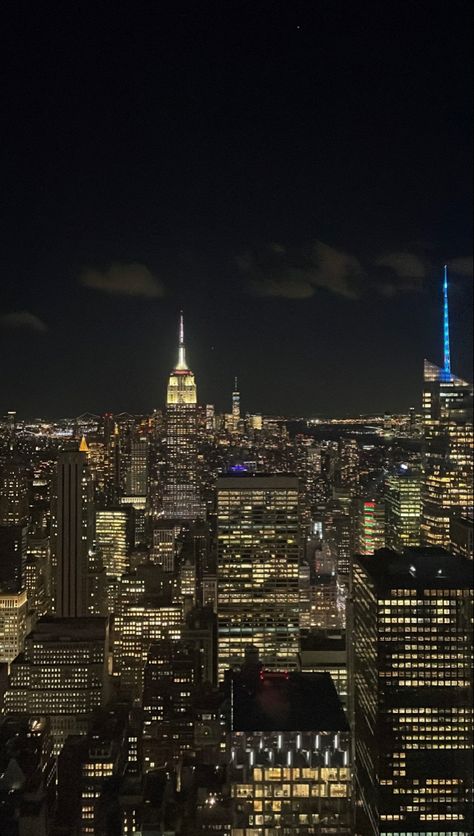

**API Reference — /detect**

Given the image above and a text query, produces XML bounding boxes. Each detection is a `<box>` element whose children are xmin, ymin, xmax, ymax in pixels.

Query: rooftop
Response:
<box><xmin>28</xmin><ymin>616</ymin><xmax>108</xmax><ymax>642</ymax></box>
<box><xmin>231</xmin><ymin>671</ymin><xmax>348</xmax><ymax>733</ymax></box>
<box><xmin>357</xmin><ymin>548</ymin><xmax>473</xmax><ymax>591</ymax></box>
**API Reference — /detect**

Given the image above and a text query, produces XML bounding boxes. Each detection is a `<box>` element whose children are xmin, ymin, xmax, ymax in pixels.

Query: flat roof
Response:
<box><xmin>231</xmin><ymin>671</ymin><xmax>348</xmax><ymax>733</ymax></box>
<box><xmin>30</xmin><ymin>616</ymin><xmax>108</xmax><ymax>641</ymax></box>
<box><xmin>217</xmin><ymin>474</ymin><xmax>299</xmax><ymax>490</ymax></box>
<box><xmin>356</xmin><ymin>548</ymin><xmax>473</xmax><ymax>591</ymax></box>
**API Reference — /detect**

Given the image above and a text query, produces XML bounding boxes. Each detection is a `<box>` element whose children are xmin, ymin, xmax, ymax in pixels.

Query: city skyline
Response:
<box><xmin>1</xmin><ymin>267</ymin><xmax>471</xmax><ymax>421</ymax></box>
<box><xmin>0</xmin><ymin>3</ymin><xmax>472</xmax><ymax>417</ymax></box>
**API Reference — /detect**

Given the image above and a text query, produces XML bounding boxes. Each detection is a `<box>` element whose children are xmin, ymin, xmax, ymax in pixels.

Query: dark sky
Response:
<box><xmin>1</xmin><ymin>0</ymin><xmax>472</xmax><ymax>418</ymax></box>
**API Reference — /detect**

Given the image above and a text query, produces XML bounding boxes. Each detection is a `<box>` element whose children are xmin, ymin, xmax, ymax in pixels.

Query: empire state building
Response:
<box><xmin>163</xmin><ymin>314</ymin><xmax>201</xmax><ymax>519</ymax></box>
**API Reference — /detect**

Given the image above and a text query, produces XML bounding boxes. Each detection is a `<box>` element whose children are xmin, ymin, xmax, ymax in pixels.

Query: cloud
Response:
<box><xmin>240</xmin><ymin>240</ymin><xmax>434</xmax><ymax>301</ymax></box>
<box><xmin>448</xmin><ymin>256</ymin><xmax>473</xmax><ymax>277</ymax></box>
<box><xmin>241</xmin><ymin>240</ymin><xmax>366</xmax><ymax>301</ymax></box>
<box><xmin>310</xmin><ymin>241</ymin><xmax>365</xmax><ymax>299</ymax></box>
<box><xmin>0</xmin><ymin>311</ymin><xmax>48</xmax><ymax>332</ymax></box>
<box><xmin>248</xmin><ymin>276</ymin><xmax>316</xmax><ymax>299</ymax></box>
<box><xmin>376</xmin><ymin>251</ymin><xmax>426</xmax><ymax>279</ymax></box>
<box><xmin>80</xmin><ymin>262</ymin><xmax>164</xmax><ymax>298</ymax></box>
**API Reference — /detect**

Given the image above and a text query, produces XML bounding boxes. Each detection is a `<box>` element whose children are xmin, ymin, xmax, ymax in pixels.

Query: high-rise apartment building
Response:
<box><xmin>5</xmin><ymin>616</ymin><xmax>110</xmax><ymax>753</ymax></box>
<box><xmin>163</xmin><ymin>314</ymin><xmax>201</xmax><ymax>519</ymax></box>
<box><xmin>421</xmin><ymin>268</ymin><xmax>473</xmax><ymax>547</ymax></box>
<box><xmin>351</xmin><ymin>548</ymin><xmax>473</xmax><ymax>835</ymax></box>
<box><xmin>51</xmin><ymin>448</ymin><xmax>94</xmax><ymax>617</ymax></box>
<box><xmin>217</xmin><ymin>474</ymin><xmax>301</xmax><ymax>681</ymax></box>
<box><xmin>385</xmin><ymin>465</ymin><xmax>421</xmax><ymax>552</ymax></box>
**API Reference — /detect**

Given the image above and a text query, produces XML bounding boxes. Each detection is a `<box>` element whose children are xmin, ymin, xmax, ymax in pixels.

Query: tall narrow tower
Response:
<box><xmin>51</xmin><ymin>448</ymin><xmax>94</xmax><ymax>617</ymax></box>
<box><xmin>443</xmin><ymin>263</ymin><xmax>451</xmax><ymax>377</ymax></box>
<box><xmin>231</xmin><ymin>376</ymin><xmax>240</xmax><ymax>433</ymax></box>
<box><xmin>421</xmin><ymin>268</ymin><xmax>473</xmax><ymax>546</ymax></box>
<box><xmin>163</xmin><ymin>314</ymin><xmax>200</xmax><ymax>519</ymax></box>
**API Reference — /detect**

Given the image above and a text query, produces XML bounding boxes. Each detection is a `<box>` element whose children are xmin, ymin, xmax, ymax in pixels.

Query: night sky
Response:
<box><xmin>1</xmin><ymin>1</ymin><xmax>472</xmax><ymax>418</ymax></box>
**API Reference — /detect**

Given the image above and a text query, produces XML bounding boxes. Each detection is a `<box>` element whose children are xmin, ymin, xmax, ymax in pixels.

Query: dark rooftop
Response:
<box><xmin>357</xmin><ymin>548</ymin><xmax>473</xmax><ymax>591</ymax></box>
<box><xmin>301</xmin><ymin>630</ymin><xmax>346</xmax><ymax>653</ymax></box>
<box><xmin>231</xmin><ymin>671</ymin><xmax>348</xmax><ymax>733</ymax></box>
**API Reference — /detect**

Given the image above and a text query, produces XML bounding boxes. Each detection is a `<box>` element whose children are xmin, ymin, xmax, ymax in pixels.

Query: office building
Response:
<box><xmin>351</xmin><ymin>548</ymin><xmax>473</xmax><ymax>835</ymax></box>
<box><xmin>25</xmin><ymin>534</ymin><xmax>51</xmax><ymax>615</ymax></box>
<box><xmin>0</xmin><ymin>522</ymin><xmax>27</xmax><ymax>592</ymax></box>
<box><xmin>0</xmin><ymin>587</ymin><xmax>27</xmax><ymax>664</ymax></box>
<box><xmin>125</xmin><ymin>432</ymin><xmax>149</xmax><ymax>497</ymax></box>
<box><xmin>385</xmin><ymin>465</ymin><xmax>421</xmax><ymax>552</ymax></box>
<box><xmin>228</xmin><ymin>668</ymin><xmax>351</xmax><ymax>834</ymax></box>
<box><xmin>450</xmin><ymin>514</ymin><xmax>473</xmax><ymax>560</ymax></box>
<box><xmin>163</xmin><ymin>313</ymin><xmax>201</xmax><ymax>519</ymax></box>
<box><xmin>0</xmin><ymin>459</ymin><xmax>29</xmax><ymax>525</ymax></box>
<box><xmin>142</xmin><ymin>639</ymin><xmax>200</xmax><ymax>770</ymax></box>
<box><xmin>95</xmin><ymin>508</ymin><xmax>130</xmax><ymax>578</ymax></box>
<box><xmin>51</xmin><ymin>448</ymin><xmax>94</xmax><ymax>617</ymax></box>
<box><xmin>357</xmin><ymin>498</ymin><xmax>385</xmax><ymax>555</ymax></box>
<box><xmin>115</xmin><ymin>567</ymin><xmax>183</xmax><ymax>698</ymax></box>
<box><xmin>5</xmin><ymin>616</ymin><xmax>110</xmax><ymax>753</ymax></box>
<box><xmin>217</xmin><ymin>474</ymin><xmax>301</xmax><ymax>681</ymax></box>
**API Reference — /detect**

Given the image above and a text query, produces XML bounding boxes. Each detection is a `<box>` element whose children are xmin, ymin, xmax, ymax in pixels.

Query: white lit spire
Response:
<box><xmin>176</xmin><ymin>311</ymin><xmax>189</xmax><ymax>370</ymax></box>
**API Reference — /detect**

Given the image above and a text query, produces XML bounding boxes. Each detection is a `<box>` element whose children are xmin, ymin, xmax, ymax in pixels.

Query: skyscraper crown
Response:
<box><xmin>175</xmin><ymin>311</ymin><xmax>189</xmax><ymax>371</ymax></box>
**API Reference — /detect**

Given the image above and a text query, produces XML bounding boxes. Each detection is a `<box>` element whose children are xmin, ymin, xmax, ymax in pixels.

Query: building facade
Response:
<box><xmin>217</xmin><ymin>474</ymin><xmax>301</xmax><ymax>681</ymax></box>
<box><xmin>351</xmin><ymin>548</ymin><xmax>473</xmax><ymax>835</ymax></box>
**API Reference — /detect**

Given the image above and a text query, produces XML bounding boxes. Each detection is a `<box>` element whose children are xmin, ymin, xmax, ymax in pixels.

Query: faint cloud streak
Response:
<box><xmin>448</xmin><ymin>256</ymin><xmax>473</xmax><ymax>277</ymax></box>
<box><xmin>80</xmin><ymin>262</ymin><xmax>164</xmax><ymax>298</ymax></box>
<box><xmin>0</xmin><ymin>311</ymin><xmax>48</xmax><ymax>332</ymax></box>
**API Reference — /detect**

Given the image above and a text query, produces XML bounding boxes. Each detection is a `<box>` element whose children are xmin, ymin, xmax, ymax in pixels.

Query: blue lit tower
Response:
<box><xmin>442</xmin><ymin>264</ymin><xmax>451</xmax><ymax>377</ymax></box>
<box><xmin>421</xmin><ymin>267</ymin><xmax>473</xmax><ymax>546</ymax></box>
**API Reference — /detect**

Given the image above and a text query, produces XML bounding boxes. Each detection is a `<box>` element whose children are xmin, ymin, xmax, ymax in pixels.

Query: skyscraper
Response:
<box><xmin>351</xmin><ymin>548</ymin><xmax>473</xmax><ymax>835</ymax></box>
<box><xmin>163</xmin><ymin>314</ymin><xmax>201</xmax><ymax>519</ymax></box>
<box><xmin>5</xmin><ymin>616</ymin><xmax>110</xmax><ymax>754</ymax></box>
<box><xmin>95</xmin><ymin>508</ymin><xmax>130</xmax><ymax>578</ymax></box>
<box><xmin>51</xmin><ymin>448</ymin><xmax>94</xmax><ymax>617</ymax></box>
<box><xmin>216</xmin><ymin>473</ymin><xmax>301</xmax><ymax>681</ymax></box>
<box><xmin>385</xmin><ymin>465</ymin><xmax>421</xmax><ymax>552</ymax></box>
<box><xmin>357</xmin><ymin>498</ymin><xmax>385</xmax><ymax>555</ymax></box>
<box><xmin>231</xmin><ymin>376</ymin><xmax>240</xmax><ymax>433</ymax></box>
<box><xmin>421</xmin><ymin>269</ymin><xmax>473</xmax><ymax>547</ymax></box>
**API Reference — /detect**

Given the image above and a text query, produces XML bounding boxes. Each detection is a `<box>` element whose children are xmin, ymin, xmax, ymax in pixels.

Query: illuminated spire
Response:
<box><xmin>176</xmin><ymin>311</ymin><xmax>189</xmax><ymax>370</ymax></box>
<box><xmin>443</xmin><ymin>265</ymin><xmax>451</xmax><ymax>376</ymax></box>
<box><xmin>79</xmin><ymin>435</ymin><xmax>89</xmax><ymax>453</ymax></box>
<box><xmin>234</xmin><ymin>376</ymin><xmax>238</xmax><ymax>392</ymax></box>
